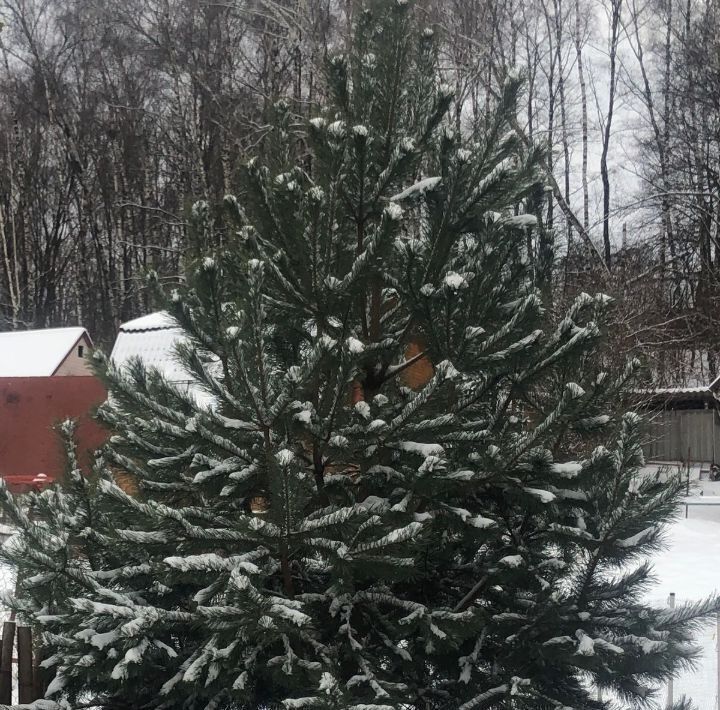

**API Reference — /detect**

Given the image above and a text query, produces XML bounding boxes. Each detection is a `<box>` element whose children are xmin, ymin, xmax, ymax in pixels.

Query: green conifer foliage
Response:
<box><xmin>0</xmin><ymin>3</ymin><xmax>715</xmax><ymax>709</ymax></box>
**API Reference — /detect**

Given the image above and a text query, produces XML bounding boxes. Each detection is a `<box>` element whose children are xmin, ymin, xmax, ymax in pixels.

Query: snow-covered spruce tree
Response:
<box><xmin>0</xmin><ymin>3</ymin><xmax>715</xmax><ymax>709</ymax></box>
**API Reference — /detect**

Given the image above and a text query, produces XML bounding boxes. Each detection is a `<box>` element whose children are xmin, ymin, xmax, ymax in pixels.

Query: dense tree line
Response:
<box><xmin>0</xmin><ymin>0</ymin><xmax>718</xmax><ymax>384</ymax></box>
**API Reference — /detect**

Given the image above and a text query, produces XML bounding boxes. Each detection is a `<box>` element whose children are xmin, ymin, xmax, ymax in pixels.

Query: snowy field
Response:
<box><xmin>647</xmin><ymin>517</ymin><xmax>720</xmax><ymax>708</ymax></box>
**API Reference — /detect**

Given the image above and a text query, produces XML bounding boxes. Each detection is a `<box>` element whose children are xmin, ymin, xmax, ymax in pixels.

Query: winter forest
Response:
<box><xmin>0</xmin><ymin>0</ymin><xmax>717</xmax><ymax>388</ymax></box>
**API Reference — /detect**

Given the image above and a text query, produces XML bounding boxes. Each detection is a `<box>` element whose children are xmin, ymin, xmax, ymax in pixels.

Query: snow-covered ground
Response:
<box><xmin>647</xmin><ymin>517</ymin><xmax>720</xmax><ymax>708</ymax></box>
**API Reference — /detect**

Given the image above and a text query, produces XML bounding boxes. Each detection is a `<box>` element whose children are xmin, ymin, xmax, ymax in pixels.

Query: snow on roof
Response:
<box><xmin>0</xmin><ymin>327</ymin><xmax>89</xmax><ymax>376</ymax></box>
<box><xmin>112</xmin><ymin>312</ymin><xmax>189</xmax><ymax>382</ymax></box>
<box><xmin>634</xmin><ymin>385</ymin><xmax>712</xmax><ymax>399</ymax></box>
<box><xmin>119</xmin><ymin>311</ymin><xmax>177</xmax><ymax>333</ymax></box>
<box><xmin>111</xmin><ymin>312</ymin><xmax>220</xmax><ymax>409</ymax></box>
<box><xmin>651</xmin><ymin>386</ymin><xmax>711</xmax><ymax>395</ymax></box>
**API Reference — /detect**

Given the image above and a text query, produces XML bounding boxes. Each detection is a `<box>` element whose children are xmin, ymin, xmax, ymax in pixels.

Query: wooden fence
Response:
<box><xmin>644</xmin><ymin>408</ymin><xmax>720</xmax><ymax>463</ymax></box>
<box><xmin>0</xmin><ymin>621</ymin><xmax>43</xmax><ymax>704</ymax></box>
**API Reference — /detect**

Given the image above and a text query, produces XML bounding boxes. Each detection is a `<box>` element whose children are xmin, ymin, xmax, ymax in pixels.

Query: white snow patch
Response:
<box><xmin>354</xmin><ymin>401</ymin><xmax>371</xmax><ymax>420</ymax></box>
<box><xmin>617</xmin><ymin>527</ymin><xmax>655</xmax><ymax>548</ymax></box>
<box><xmin>444</xmin><ymin>272</ymin><xmax>468</xmax><ymax>290</ymax></box>
<box><xmin>346</xmin><ymin>337</ymin><xmax>365</xmax><ymax>354</ymax></box>
<box><xmin>276</xmin><ymin>449</ymin><xmax>295</xmax><ymax>466</ymax></box>
<box><xmin>502</xmin><ymin>214</ymin><xmax>537</xmax><ymax>228</ymax></box>
<box><xmin>575</xmin><ymin>631</ymin><xmax>594</xmax><ymax>656</ymax></box>
<box><xmin>642</xmin><ymin>517</ymin><xmax>720</xmax><ymax>705</ymax></box>
<box><xmin>395</xmin><ymin>441</ymin><xmax>445</xmax><ymax>458</ymax></box>
<box><xmin>499</xmin><ymin>555</ymin><xmax>524</xmax><ymax>568</ymax></box>
<box><xmin>552</xmin><ymin>462</ymin><xmax>582</xmax><ymax>478</ymax></box>
<box><xmin>384</xmin><ymin>203</ymin><xmax>404</xmax><ymax>221</ymax></box>
<box><xmin>524</xmin><ymin>488</ymin><xmax>556</xmax><ymax>503</ymax></box>
<box><xmin>294</xmin><ymin>410</ymin><xmax>312</xmax><ymax>424</ymax></box>
<box><xmin>389</xmin><ymin>176</ymin><xmax>441</xmax><ymax>201</ymax></box>
<box><xmin>465</xmin><ymin>326</ymin><xmax>485</xmax><ymax>339</ymax></box>
<box><xmin>327</xmin><ymin>120</ymin><xmax>345</xmax><ymax>137</ymax></box>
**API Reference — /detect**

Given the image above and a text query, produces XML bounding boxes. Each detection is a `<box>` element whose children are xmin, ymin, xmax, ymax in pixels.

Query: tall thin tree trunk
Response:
<box><xmin>575</xmin><ymin>0</ymin><xmax>590</xmax><ymax>232</ymax></box>
<box><xmin>601</xmin><ymin>0</ymin><xmax>621</xmax><ymax>269</ymax></box>
<box><xmin>555</xmin><ymin>0</ymin><xmax>571</xmax><ymax>249</ymax></box>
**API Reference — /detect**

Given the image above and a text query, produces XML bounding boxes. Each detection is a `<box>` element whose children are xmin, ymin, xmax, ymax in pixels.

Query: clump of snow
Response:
<box><xmin>396</xmin><ymin>441</ymin><xmax>445</xmax><ymax>458</ymax></box>
<box><xmin>617</xmin><ymin>527</ymin><xmax>655</xmax><ymax>548</ymax></box>
<box><xmin>384</xmin><ymin>203</ymin><xmax>404</xmax><ymax>221</ymax></box>
<box><xmin>444</xmin><ymin>272</ymin><xmax>468</xmax><ymax>290</ymax></box>
<box><xmin>294</xmin><ymin>410</ymin><xmax>312</xmax><ymax>424</ymax></box>
<box><xmin>390</xmin><ymin>176</ymin><xmax>441</xmax><ymax>202</ymax></box>
<box><xmin>354</xmin><ymin>401</ymin><xmax>371</xmax><ymax>420</ymax></box>
<box><xmin>503</xmin><ymin>214</ymin><xmax>537</xmax><ymax>228</ymax></box>
<box><xmin>524</xmin><ymin>488</ymin><xmax>556</xmax><ymax>503</ymax></box>
<box><xmin>276</xmin><ymin>449</ymin><xmax>295</xmax><ymax>466</ymax></box>
<box><xmin>367</xmin><ymin>419</ymin><xmax>387</xmax><ymax>432</ymax></box>
<box><xmin>565</xmin><ymin>382</ymin><xmax>585</xmax><ymax>399</ymax></box>
<box><xmin>465</xmin><ymin>325</ymin><xmax>485</xmax><ymax>339</ymax></box>
<box><xmin>437</xmin><ymin>360</ymin><xmax>459</xmax><ymax>380</ymax></box>
<box><xmin>327</xmin><ymin>120</ymin><xmax>345</xmax><ymax>137</ymax></box>
<box><xmin>552</xmin><ymin>462</ymin><xmax>582</xmax><ymax>478</ymax></box>
<box><xmin>575</xmin><ymin>630</ymin><xmax>594</xmax><ymax>656</ymax></box>
<box><xmin>469</xmin><ymin>515</ymin><xmax>495</xmax><ymax>528</ymax></box>
<box><xmin>346</xmin><ymin>337</ymin><xmax>365</xmax><ymax>354</ymax></box>
<box><xmin>191</xmin><ymin>200</ymin><xmax>208</xmax><ymax>218</ymax></box>
<box><xmin>499</xmin><ymin>555</ymin><xmax>524</xmax><ymax>568</ymax></box>
<box><xmin>418</xmin><ymin>455</ymin><xmax>446</xmax><ymax>474</ymax></box>
<box><xmin>318</xmin><ymin>334</ymin><xmax>337</xmax><ymax>350</ymax></box>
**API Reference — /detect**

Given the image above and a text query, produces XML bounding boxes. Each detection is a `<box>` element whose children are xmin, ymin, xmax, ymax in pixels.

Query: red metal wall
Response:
<box><xmin>0</xmin><ymin>377</ymin><xmax>108</xmax><ymax>492</ymax></box>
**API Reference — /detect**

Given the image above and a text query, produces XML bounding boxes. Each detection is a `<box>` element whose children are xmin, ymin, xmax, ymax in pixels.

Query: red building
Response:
<box><xmin>0</xmin><ymin>377</ymin><xmax>107</xmax><ymax>492</ymax></box>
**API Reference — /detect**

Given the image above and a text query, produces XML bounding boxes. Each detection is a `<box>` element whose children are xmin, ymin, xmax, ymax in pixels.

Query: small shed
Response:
<box><xmin>110</xmin><ymin>312</ymin><xmax>216</xmax><ymax>409</ymax></box>
<box><xmin>0</xmin><ymin>327</ymin><xmax>93</xmax><ymax>376</ymax></box>
<box><xmin>111</xmin><ymin>312</ymin><xmax>188</xmax><ymax>382</ymax></box>
<box><xmin>639</xmin><ymin>386</ymin><xmax>720</xmax><ymax>464</ymax></box>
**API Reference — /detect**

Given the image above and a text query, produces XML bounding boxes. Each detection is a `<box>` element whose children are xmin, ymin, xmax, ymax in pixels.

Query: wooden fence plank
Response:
<box><xmin>17</xmin><ymin>626</ymin><xmax>33</xmax><ymax>703</ymax></box>
<box><xmin>0</xmin><ymin>621</ymin><xmax>15</xmax><ymax>703</ymax></box>
<box><xmin>644</xmin><ymin>409</ymin><xmax>717</xmax><ymax>463</ymax></box>
<box><xmin>33</xmin><ymin>648</ymin><xmax>46</xmax><ymax>701</ymax></box>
